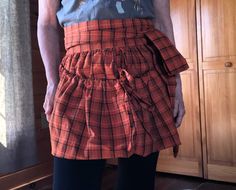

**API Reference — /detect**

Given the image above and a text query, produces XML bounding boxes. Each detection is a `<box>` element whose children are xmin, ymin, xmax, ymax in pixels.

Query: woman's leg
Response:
<box><xmin>52</xmin><ymin>156</ymin><xmax>106</xmax><ymax>190</ymax></box>
<box><xmin>114</xmin><ymin>151</ymin><xmax>159</xmax><ymax>190</ymax></box>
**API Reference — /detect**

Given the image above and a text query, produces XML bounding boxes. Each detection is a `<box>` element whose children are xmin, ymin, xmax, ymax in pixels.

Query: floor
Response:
<box><xmin>102</xmin><ymin>166</ymin><xmax>236</xmax><ymax>190</ymax></box>
<box><xmin>20</xmin><ymin>165</ymin><xmax>236</xmax><ymax>190</ymax></box>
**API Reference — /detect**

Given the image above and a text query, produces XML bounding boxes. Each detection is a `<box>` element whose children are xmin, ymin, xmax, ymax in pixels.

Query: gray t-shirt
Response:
<box><xmin>57</xmin><ymin>0</ymin><xmax>155</xmax><ymax>26</ymax></box>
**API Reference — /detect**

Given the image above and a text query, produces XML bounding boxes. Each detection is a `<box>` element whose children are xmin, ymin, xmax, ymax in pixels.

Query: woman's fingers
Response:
<box><xmin>173</xmin><ymin>98</ymin><xmax>179</xmax><ymax>118</ymax></box>
<box><xmin>46</xmin><ymin>114</ymin><xmax>51</xmax><ymax>123</ymax></box>
<box><xmin>43</xmin><ymin>84</ymin><xmax>58</xmax><ymax>122</ymax></box>
<box><xmin>173</xmin><ymin>145</ymin><xmax>179</xmax><ymax>158</ymax></box>
<box><xmin>174</xmin><ymin>94</ymin><xmax>186</xmax><ymax>128</ymax></box>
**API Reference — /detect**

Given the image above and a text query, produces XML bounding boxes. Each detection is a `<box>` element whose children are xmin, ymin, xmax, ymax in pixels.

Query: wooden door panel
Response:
<box><xmin>203</xmin><ymin>70</ymin><xmax>236</xmax><ymax>182</ymax></box>
<box><xmin>171</xmin><ymin>0</ymin><xmax>196</xmax><ymax>69</ymax></box>
<box><xmin>204</xmin><ymin>70</ymin><xmax>236</xmax><ymax>164</ymax></box>
<box><xmin>198</xmin><ymin>0</ymin><xmax>236</xmax><ymax>182</ymax></box>
<box><xmin>201</xmin><ymin>0</ymin><xmax>236</xmax><ymax>63</ymax></box>
<box><xmin>179</xmin><ymin>72</ymin><xmax>200</xmax><ymax>159</ymax></box>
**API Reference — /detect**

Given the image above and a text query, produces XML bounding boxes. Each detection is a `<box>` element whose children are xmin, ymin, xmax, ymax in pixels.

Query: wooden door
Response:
<box><xmin>156</xmin><ymin>0</ymin><xmax>203</xmax><ymax>177</ymax></box>
<box><xmin>197</xmin><ymin>0</ymin><xmax>236</xmax><ymax>183</ymax></box>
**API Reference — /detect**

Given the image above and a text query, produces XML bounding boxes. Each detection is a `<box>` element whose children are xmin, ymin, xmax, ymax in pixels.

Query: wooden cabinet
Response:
<box><xmin>157</xmin><ymin>0</ymin><xmax>236</xmax><ymax>183</ymax></box>
<box><xmin>197</xmin><ymin>0</ymin><xmax>236</xmax><ymax>183</ymax></box>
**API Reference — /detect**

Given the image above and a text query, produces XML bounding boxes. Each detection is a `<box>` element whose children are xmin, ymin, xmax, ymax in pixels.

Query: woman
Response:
<box><xmin>37</xmin><ymin>0</ymin><xmax>189</xmax><ymax>189</ymax></box>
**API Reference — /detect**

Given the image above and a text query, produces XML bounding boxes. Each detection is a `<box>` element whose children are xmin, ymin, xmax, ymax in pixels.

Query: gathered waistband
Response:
<box><xmin>63</xmin><ymin>18</ymin><xmax>189</xmax><ymax>77</ymax></box>
<box><xmin>63</xmin><ymin>18</ymin><xmax>156</xmax><ymax>53</ymax></box>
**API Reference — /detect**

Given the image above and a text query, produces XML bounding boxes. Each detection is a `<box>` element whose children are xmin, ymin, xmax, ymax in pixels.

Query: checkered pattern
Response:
<box><xmin>49</xmin><ymin>18</ymin><xmax>189</xmax><ymax>160</ymax></box>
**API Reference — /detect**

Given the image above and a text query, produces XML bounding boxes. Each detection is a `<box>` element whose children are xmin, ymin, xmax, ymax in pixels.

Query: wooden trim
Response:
<box><xmin>196</xmin><ymin>0</ymin><xmax>208</xmax><ymax>179</ymax></box>
<box><xmin>208</xmin><ymin>164</ymin><xmax>236</xmax><ymax>183</ymax></box>
<box><xmin>0</xmin><ymin>160</ymin><xmax>53</xmax><ymax>190</ymax></box>
<box><xmin>192</xmin><ymin>0</ymin><xmax>204</xmax><ymax>178</ymax></box>
<box><xmin>157</xmin><ymin>156</ymin><xmax>202</xmax><ymax>177</ymax></box>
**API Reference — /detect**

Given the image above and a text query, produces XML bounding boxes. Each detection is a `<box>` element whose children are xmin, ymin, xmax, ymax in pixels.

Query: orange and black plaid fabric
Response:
<box><xmin>49</xmin><ymin>18</ymin><xmax>189</xmax><ymax>160</ymax></box>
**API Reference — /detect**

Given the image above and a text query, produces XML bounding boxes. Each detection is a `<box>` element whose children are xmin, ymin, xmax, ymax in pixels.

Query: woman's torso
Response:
<box><xmin>57</xmin><ymin>0</ymin><xmax>155</xmax><ymax>26</ymax></box>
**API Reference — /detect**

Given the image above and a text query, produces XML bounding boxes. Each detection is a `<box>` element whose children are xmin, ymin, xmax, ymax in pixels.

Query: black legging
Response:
<box><xmin>52</xmin><ymin>151</ymin><xmax>159</xmax><ymax>190</ymax></box>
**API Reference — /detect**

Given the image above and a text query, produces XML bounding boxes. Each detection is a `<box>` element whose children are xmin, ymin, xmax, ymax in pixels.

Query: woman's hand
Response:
<box><xmin>43</xmin><ymin>83</ymin><xmax>58</xmax><ymax>122</ymax></box>
<box><xmin>173</xmin><ymin>74</ymin><xmax>186</xmax><ymax>128</ymax></box>
<box><xmin>173</xmin><ymin>145</ymin><xmax>179</xmax><ymax>158</ymax></box>
<box><xmin>153</xmin><ymin>0</ymin><xmax>186</xmax><ymax>158</ymax></box>
<box><xmin>38</xmin><ymin>0</ymin><xmax>61</xmax><ymax>122</ymax></box>
<box><xmin>172</xmin><ymin>73</ymin><xmax>185</xmax><ymax>158</ymax></box>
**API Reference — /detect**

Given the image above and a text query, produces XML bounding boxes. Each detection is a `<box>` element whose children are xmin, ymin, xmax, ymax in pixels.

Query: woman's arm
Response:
<box><xmin>37</xmin><ymin>0</ymin><xmax>61</xmax><ymax>121</ymax></box>
<box><xmin>152</xmin><ymin>0</ymin><xmax>175</xmax><ymax>45</ymax></box>
<box><xmin>153</xmin><ymin>0</ymin><xmax>185</xmax><ymax>125</ymax></box>
<box><xmin>37</xmin><ymin>0</ymin><xmax>61</xmax><ymax>86</ymax></box>
<box><xmin>153</xmin><ymin>0</ymin><xmax>185</xmax><ymax>157</ymax></box>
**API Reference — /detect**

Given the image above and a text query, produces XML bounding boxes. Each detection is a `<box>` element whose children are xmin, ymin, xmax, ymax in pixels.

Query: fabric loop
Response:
<box><xmin>117</xmin><ymin>68</ymin><xmax>154</xmax><ymax>112</ymax></box>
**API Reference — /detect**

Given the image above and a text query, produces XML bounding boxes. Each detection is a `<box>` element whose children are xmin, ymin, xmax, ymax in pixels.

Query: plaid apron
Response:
<box><xmin>49</xmin><ymin>18</ymin><xmax>189</xmax><ymax>160</ymax></box>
